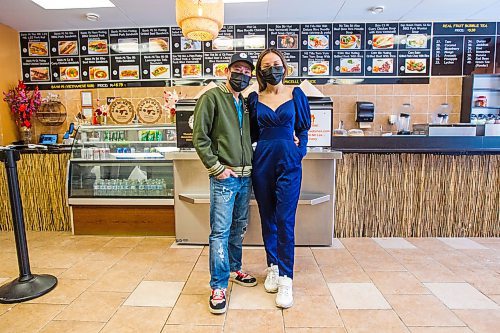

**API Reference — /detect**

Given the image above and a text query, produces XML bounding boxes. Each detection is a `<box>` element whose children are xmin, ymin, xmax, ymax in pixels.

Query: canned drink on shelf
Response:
<box><xmin>104</xmin><ymin>148</ymin><xmax>111</xmax><ymax>159</ymax></box>
<box><xmin>123</xmin><ymin>147</ymin><xmax>131</xmax><ymax>153</ymax></box>
<box><xmin>116</xmin><ymin>147</ymin><xmax>124</xmax><ymax>154</ymax></box>
<box><xmin>119</xmin><ymin>131</ymin><xmax>125</xmax><ymax>141</ymax></box>
<box><xmin>130</xmin><ymin>147</ymin><xmax>136</xmax><ymax>153</ymax></box>
<box><xmin>99</xmin><ymin>148</ymin><xmax>106</xmax><ymax>160</ymax></box>
<box><xmin>92</xmin><ymin>148</ymin><xmax>100</xmax><ymax>160</ymax></box>
<box><xmin>144</xmin><ymin>147</ymin><xmax>150</xmax><ymax>153</ymax></box>
<box><xmin>156</xmin><ymin>130</ymin><xmax>163</xmax><ymax>141</ymax></box>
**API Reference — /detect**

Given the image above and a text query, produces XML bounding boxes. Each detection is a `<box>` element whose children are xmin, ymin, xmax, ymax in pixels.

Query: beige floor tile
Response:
<box><xmin>424</xmin><ymin>282</ymin><xmax>499</xmax><ymax>310</ymax></box>
<box><xmin>294</xmin><ymin>272</ymin><xmax>331</xmax><ymax>296</ymax></box>
<box><xmin>59</xmin><ymin>259</ymin><xmax>114</xmax><ymax>280</ymax></box>
<box><xmin>170</xmin><ymin>243</ymin><xmax>204</xmax><ymax>249</ymax></box>
<box><xmin>104</xmin><ymin>237</ymin><xmax>144</xmax><ymax>248</ymax></box>
<box><xmin>453</xmin><ymin>309</ymin><xmax>500</xmax><ymax>333</ymax></box>
<box><xmin>124</xmin><ymin>281</ymin><xmax>184</xmax><ymax>307</ymax></box>
<box><xmin>101</xmin><ymin>306</ymin><xmax>171</xmax><ymax>333</ymax></box>
<box><xmin>159</xmin><ymin>249</ymin><xmax>203</xmax><ymax>264</ymax></box>
<box><xmin>201</xmin><ymin>246</ymin><xmax>210</xmax><ymax>256</ymax></box>
<box><xmin>115</xmin><ymin>252</ymin><xmax>160</xmax><ymax>271</ymax></box>
<box><xmin>0</xmin><ymin>303</ymin><xmax>16</xmax><ymax>316</ymax></box>
<box><xmin>386</xmin><ymin>294</ymin><xmax>465</xmax><ymax>327</ymax></box>
<box><xmin>167</xmin><ymin>294</ymin><xmax>225</xmax><ymax>325</ymax></box>
<box><xmin>84</xmin><ymin>246</ymin><xmax>131</xmax><ymax>262</ymax></box>
<box><xmin>286</xmin><ymin>328</ymin><xmax>347</xmax><ymax>333</ymax></box>
<box><xmin>369</xmin><ymin>271</ymin><xmax>430</xmax><ymax>295</ymax></box>
<box><xmin>146</xmin><ymin>261</ymin><xmax>195</xmax><ymax>281</ymax></box>
<box><xmin>27</xmin><ymin>278</ymin><xmax>93</xmax><ymax>305</ymax></box>
<box><xmin>242</xmin><ymin>248</ymin><xmax>268</xmax><ymax>264</ymax></box>
<box><xmin>353</xmin><ymin>253</ymin><xmax>407</xmax><ymax>272</ymax></box>
<box><xmin>89</xmin><ymin>266</ymin><xmax>145</xmax><ymax>292</ymax></box>
<box><xmin>294</xmin><ymin>256</ymin><xmax>321</xmax><ymax>272</ymax></box>
<box><xmin>313</xmin><ymin>249</ymin><xmax>357</xmax><ymax>267</ymax></box>
<box><xmin>38</xmin><ymin>320</ymin><xmax>105</xmax><ymax>333</ymax></box>
<box><xmin>55</xmin><ymin>291</ymin><xmax>128</xmax><ymax>322</ymax></box>
<box><xmin>409</xmin><ymin>328</ymin><xmax>473</xmax><ymax>333</ymax></box>
<box><xmin>182</xmin><ymin>270</ymin><xmax>211</xmax><ymax>295</ymax></box>
<box><xmin>162</xmin><ymin>325</ymin><xmax>223</xmax><ymax>333</ymax></box>
<box><xmin>229</xmin><ymin>283</ymin><xmax>276</xmax><ymax>309</ymax></box>
<box><xmin>490</xmin><ymin>294</ymin><xmax>500</xmax><ymax>305</ymax></box>
<box><xmin>224</xmin><ymin>309</ymin><xmax>284</xmax><ymax>333</ymax></box>
<box><xmin>407</xmin><ymin>238</ymin><xmax>458</xmax><ymax>253</ymax></box>
<box><xmin>404</xmin><ymin>260</ymin><xmax>464</xmax><ymax>283</ymax></box>
<box><xmin>193</xmin><ymin>256</ymin><xmax>210</xmax><ymax>272</ymax></box>
<box><xmin>320</xmin><ymin>265</ymin><xmax>372</xmax><ymax>283</ymax></box>
<box><xmin>340</xmin><ymin>309</ymin><xmax>409</xmax><ymax>333</ymax></box>
<box><xmin>438</xmin><ymin>238</ymin><xmax>488</xmax><ymax>250</ymax></box>
<box><xmin>283</xmin><ymin>295</ymin><xmax>343</xmax><ymax>327</ymax></box>
<box><xmin>373</xmin><ymin>238</ymin><xmax>417</xmax><ymax>249</ymax></box>
<box><xmin>295</xmin><ymin>246</ymin><xmax>314</xmax><ymax>256</ymax></box>
<box><xmin>0</xmin><ymin>304</ymin><xmax>65</xmax><ymax>333</ymax></box>
<box><xmin>329</xmin><ymin>283</ymin><xmax>390</xmax><ymax>309</ymax></box>
<box><xmin>29</xmin><ymin>249</ymin><xmax>83</xmax><ymax>269</ymax></box>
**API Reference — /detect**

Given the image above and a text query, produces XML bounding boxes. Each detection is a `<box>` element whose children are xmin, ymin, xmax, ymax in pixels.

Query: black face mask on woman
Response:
<box><xmin>261</xmin><ymin>65</ymin><xmax>284</xmax><ymax>86</ymax></box>
<box><xmin>229</xmin><ymin>72</ymin><xmax>251</xmax><ymax>92</ymax></box>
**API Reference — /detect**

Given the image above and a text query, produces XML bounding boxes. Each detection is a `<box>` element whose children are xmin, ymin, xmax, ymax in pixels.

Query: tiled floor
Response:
<box><xmin>0</xmin><ymin>233</ymin><xmax>499</xmax><ymax>333</ymax></box>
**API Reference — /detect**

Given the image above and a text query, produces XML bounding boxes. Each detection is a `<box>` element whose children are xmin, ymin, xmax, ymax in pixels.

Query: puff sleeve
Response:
<box><xmin>293</xmin><ymin>87</ymin><xmax>311</xmax><ymax>156</ymax></box>
<box><xmin>247</xmin><ymin>91</ymin><xmax>260</xmax><ymax>143</ymax></box>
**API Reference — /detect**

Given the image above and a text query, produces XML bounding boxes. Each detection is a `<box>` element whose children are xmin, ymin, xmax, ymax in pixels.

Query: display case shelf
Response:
<box><xmin>178</xmin><ymin>193</ymin><xmax>331</xmax><ymax>206</ymax></box>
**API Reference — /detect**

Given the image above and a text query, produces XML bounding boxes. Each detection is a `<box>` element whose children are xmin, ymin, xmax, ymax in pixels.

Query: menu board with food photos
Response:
<box><xmin>18</xmin><ymin>21</ymin><xmax>500</xmax><ymax>89</ymax></box>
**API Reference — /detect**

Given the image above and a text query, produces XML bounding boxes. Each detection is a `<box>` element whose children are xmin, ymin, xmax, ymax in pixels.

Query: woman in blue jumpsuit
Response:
<box><xmin>247</xmin><ymin>49</ymin><xmax>311</xmax><ymax>308</ymax></box>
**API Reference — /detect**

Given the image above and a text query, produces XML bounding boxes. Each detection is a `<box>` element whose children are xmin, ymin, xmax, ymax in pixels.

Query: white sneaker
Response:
<box><xmin>264</xmin><ymin>264</ymin><xmax>279</xmax><ymax>293</ymax></box>
<box><xmin>275</xmin><ymin>276</ymin><xmax>293</xmax><ymax>308</ymax></box>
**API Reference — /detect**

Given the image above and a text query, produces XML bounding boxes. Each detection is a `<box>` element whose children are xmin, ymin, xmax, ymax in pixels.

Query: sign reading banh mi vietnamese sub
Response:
<box><xmin>109</xmin><ymin>98</ymin><xmax>135</xmax><ymax>124</ymax></box>
<box><xmin>137</xmin><ymin>98</ymin><xmax>162</xmax><ymax>123</ymax></box>
<box><xmin>19</xmin><ymin>21</ymin><xmax>500</xmax><ymax>89</ymax></box>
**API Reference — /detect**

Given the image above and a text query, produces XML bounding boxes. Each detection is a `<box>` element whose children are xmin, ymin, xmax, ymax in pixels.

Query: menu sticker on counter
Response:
<box><xmin>463</xmin><ymin>36</ymin><xmax>495</xmax><ymax>75</ymax></box>
<box><xmin>203</xmin><ymin>52</ymin><xmax>233</xmax><ymax>78</ymax></box>
<box><xmin>81</xmin><ymin>56</ymin><xmax>110</xmax><ymax>81</ymax></box>
<box><xmin>109</xmin><ymin>28</ymin><xmax>140</xmax><ymax>54</ymax></box>
<box><xmin>308</xmin><ymin>109</ymin><xmax>332</xmax><ymax>147</ymax></box>
<box><xmin>333</xmin><ymin>23</ymin><xmax>365</xmax><ymax>50</ymax></box>
<box><xmin>268</xmin><ymin>24</ymin><xmax>300</xmax><ymax>50</ymax></box>
<box><xmin>366</xmin><ymin>23</ymin><xmax>398</xmax><ymax>50</ymax></box>
<box><xmin>282</xmin><ymin>51</ymin><xmax>301</xmax><ymax>77</ymax></box>
<box><xmin>172</xmin><ymin>53</ymin><xmax>204</xmax><ymax>79</ymax></box>
<box><xmin>333</xmin><ymin>51</ymin><xmax>365</xmax><ymax>76</ymax></box>
<box><xmin>49</xmin><ymin>31</ymin><xmax>79</xmax><ymax>57</ymax></box>
<box><xmin>366</xmin><ymin>51</ymin><xmax>398</xmax><ymax>76</ymax></box>
<box><xmin>79</xmin><ymin>30</ymin><xmax>109</xmax><ymax>55</ymax></box>
<box><xmin>398</xmin><ymin>23</ymin><xmax>431</xmax><ymax>49</ymax></box>
<box><xmin>431</xmin><ymin>36</ymin><xmax>464</xmax><ymax>75</ymax></box>
<box><xmin>20</xmin><ymin>32</ymin><xmax>50</xmax><ymax>57</ymax></box>
<box><xmin>235</xmin><ymin>25</ymin><xmax>267</xmax><ymax>51</ymax></box>
<box><xmin>50</xmin><ymin>57</ymin><xmax>80</xmax><ymax>82</ymax></box>
<box><xmin>141</xmin><ymin>54</ymin><xmax>171</xmax><ymax>79</ymax></box>
<box><xmin>204</xmin><ymin>25</ymin><xmax>235</xmax><ymax>52</ymax></box>
<box><xmin>110</xmin><ymin>55</ymin><xmax>141</xmax><ymax>80</ymax></box>
<box><xmin>171</xmin><ymin>27</ymin><xmax>203</xmax><ymax>53</ymax></box>
<box><xmin>22</xmin><ymin>58</ymin><xmax>51</xmax><ymax>83</ymax></box>
<box><xmin>140</xmin><ymin>27</ymin><xmax>170</xmax><ymax>53</ymax></box>
<box><xmin>301</xmin><ymin>24</ymin><xmax>333</xmax><ymax>50</ymax></box>
<box><xmin>398</xmin><ymin>51</ymin><xmax>430</xmax><ymax>76</ymax></box>
<box><xmin>301</xmin><ymin>51</ymin><xmax>331</xmax><ymax>77</ymax></box>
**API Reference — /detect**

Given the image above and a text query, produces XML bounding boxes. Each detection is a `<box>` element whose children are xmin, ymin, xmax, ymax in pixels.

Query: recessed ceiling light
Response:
<box><xmin>86</xmin><ymin>13</ymin><xmax>101</xmax><ymax>21</ymax></box>
<box><xmin>369</xmin><ymin>6</ymin><xmax>385</xmax><ymax>14</ymax></box>
<box><xmin>224</xmin><ymin>0</ymin><xmax>268</xmax><ymax>3</ymax></box>
<box><xmin>31</xmin><ymin>0</ymin><xmax>115</xmax><ymax>10</ymax></box>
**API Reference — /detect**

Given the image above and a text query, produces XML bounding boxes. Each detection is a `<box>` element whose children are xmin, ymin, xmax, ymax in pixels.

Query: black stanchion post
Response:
<box><xmin>0</xmin><ymin>148</ymin><xmax>57</xmax><ymax>303</ymax></box>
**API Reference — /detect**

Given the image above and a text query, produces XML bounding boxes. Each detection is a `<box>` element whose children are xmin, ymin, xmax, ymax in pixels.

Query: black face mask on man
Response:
<box><xmin>229</xmin><ymin>72</ymin><xmax>251</xmax><ymax>92</ymax></box>
<box><xmin>261</xmin><ymin>65</ymin><xmax>284</xmax><ymax>86</ymax></box>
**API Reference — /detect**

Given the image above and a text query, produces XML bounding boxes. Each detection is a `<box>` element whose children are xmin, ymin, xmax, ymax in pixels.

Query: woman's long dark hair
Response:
<box><xmin>256</xmin><ymin>48</ymin><xmax>288</xmax><ymax>92</ymax></box>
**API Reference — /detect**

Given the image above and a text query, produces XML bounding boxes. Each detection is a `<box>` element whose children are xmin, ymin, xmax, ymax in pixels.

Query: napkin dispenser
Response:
<box><xmin>355</xmin><ymin>102</ymin><xmax>374</xmax><ymax>122</ymax></box>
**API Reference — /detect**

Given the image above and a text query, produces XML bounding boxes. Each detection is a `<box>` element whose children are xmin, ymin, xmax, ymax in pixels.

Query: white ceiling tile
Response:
<box><xmin>467</xmin><ymin>0</ymin><xmax>500</xmax><ymax>20</ymax></box>
<box><xmin>223</xmin><ymin>2</ymin><xmax>270</xmax><ymax>24</ymax></box>
<box><xmin>401</xmin><ymin>0</ymin><xmax>498</xmax><ymax>21</ymax></box>
<box><xmin>334</xmin><ymin>0</ymin><xmax>424</xmax><ymax>22</ymax></box>
<box><xmin>268</xmin><ymin>0</ymin><xmax>345</xmax><ymax>23</ymax></box>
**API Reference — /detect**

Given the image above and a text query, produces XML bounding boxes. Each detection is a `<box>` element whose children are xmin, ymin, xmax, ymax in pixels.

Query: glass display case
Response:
<box><xmin>67</xmin><ymin>124</ymin><xmax>176</xmax><ymax>205</ymax></box>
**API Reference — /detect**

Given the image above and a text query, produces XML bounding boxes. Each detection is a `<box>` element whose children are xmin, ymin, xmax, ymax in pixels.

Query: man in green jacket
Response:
<box><xmin>193</xmin><ymin>53</ymin><xmax>257</xmax><ymax>314</ymax></box>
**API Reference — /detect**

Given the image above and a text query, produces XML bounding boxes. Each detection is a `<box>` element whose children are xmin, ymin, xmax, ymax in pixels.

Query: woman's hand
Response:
<box><xmin>216</xmin><ymin>168</ymin><xmax>238</xmax><ymax>180</ymax></box>
<box><xmin>294</xmin><ymin>134</ymin><xmax>300</xmax><ymax>147</ymax></box>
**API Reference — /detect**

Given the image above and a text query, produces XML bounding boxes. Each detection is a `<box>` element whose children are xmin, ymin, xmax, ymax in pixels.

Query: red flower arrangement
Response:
<box><xmin>3</xmin><ymin>81</ymin><xmax>41</xmax><ymax>129</ymax></box>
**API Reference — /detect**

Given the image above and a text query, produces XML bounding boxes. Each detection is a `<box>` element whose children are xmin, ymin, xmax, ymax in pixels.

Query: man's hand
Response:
<box><xmin>216</xmin><ymin>168</ymin><xmax>238</xmax><ymax>180</ymax></box>
<box><xmin>293</xmin><ymin>134</ymin><xmax>300</xmax><ymax>147</ymax></box>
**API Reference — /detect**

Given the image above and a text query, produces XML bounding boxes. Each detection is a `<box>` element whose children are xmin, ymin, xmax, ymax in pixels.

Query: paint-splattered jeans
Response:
<box><xmin>209</xmin><ymin>175</ymin><xmax>252</xmax><ymax>289</ymax></box>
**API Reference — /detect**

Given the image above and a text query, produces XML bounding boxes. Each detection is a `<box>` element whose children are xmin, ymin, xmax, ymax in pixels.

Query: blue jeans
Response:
<box><xmin>209</xmin><ymin>176</ymin><xmax>251</xmax><ymax>289</ymax></box>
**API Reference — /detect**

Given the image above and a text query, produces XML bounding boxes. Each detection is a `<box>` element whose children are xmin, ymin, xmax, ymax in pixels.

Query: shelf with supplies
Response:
<box><xmin>461</xmin><ymin>74</ymin><xmax>500</xmax><ymax>123</ymax></box>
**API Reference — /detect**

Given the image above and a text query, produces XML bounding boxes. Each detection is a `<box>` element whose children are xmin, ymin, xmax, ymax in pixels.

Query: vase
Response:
<box><xmin>19</xmin><ymin>126</ymin><xmax>33</xmax><ymax>144</ymax></box>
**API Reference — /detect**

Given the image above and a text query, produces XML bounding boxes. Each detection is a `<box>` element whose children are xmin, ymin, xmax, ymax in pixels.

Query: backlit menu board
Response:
<box><xmin>18</xmin><ymin>20</ymin><xmax>500</xmax><ymax>89</ymax></box>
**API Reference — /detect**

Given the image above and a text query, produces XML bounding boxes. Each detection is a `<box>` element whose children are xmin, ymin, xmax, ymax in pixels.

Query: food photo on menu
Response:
<box><xmin>278</xmin><ymin>34</ymin><xmax>298</xmax><ymax>49</ymax></box>
<box><xmin>29</xmin><ymin>67</ymin><xmax>49</xmax><ymax>81</ymax></box>
<box><xmin>244</xmin><ymin>35</ymin><xmax>266</xmax><ymax>50</ymax></box>
<box><xmin>149</xmin><ymin>38</ymin><xmax>169</xmax><ymax>52</ymax></box>
<box><xmin>59</xmin><ymin>66</ymin><xmax>79</xmax><ymax>81</ymax></box>
<box><xmin>286</xmin><ymin>62</ymin><xmax>299</xmax><ymax>76</ymax></box>
<box><xmin>405</xmin><ymin>58</ymin><xmax>427</xmax><ymax>73</ymax></box>
<box><xmin>150</xmin><ymin>64</ymin><xmax>170</xmax><ymax>79</ymax></box>
<box><xmin>28</xmin><ymin>41</ymin><xmax>48</xmax><ymax>56</ymax></box>
<box><xmin>58</xmin><ymin>41</ymin><xmax>78</xmax><ymax>55</ymax></box>
<box><xmin>213</xmin><ymin>63</ymin><xmax>228</xmax><ymax>78</ymax></box>
<box><xmin>89</xmin><ymin>66</ymin><xmax>108</xmax><ymax>80</ymax></box>
<box><xmin>182</xmin><ymin>64</ymin><xmax>202</xmax><ymax>78</ymax></box>
<box><xmin>88</xmin><ymin>39</ymin><xmax>108</xmax><ymax>54</ymax></box>
<box><xmin>308</xmin><ymin>35</ymin><xmax>329</xmax><ymax>49</ymax></box>
<box><xmin>212</xmin><ymin>36</ymin><xmax>233</xmax><ymax>50</ymax></box>
<box><xmin>372</xmin><ymin>58</ymin><xmax>394</xmax><ymax>73</ymax></box>
<box><xmin>308</xmin><ymin>61</ymin><xmax>329</xmax><ymax>76</ymax></box>
<box><xmin>181</xmin><ymin>37</ymin><xmax>201</xmax><ymax>51</ymax></box>
<box><xmin>118</xmin><ymin>38</ymin><xmax>139</xmax><ymax>53</ymax></box>
<box><xmin>372</xmin><ymin>34</ymin><xmax>394</xmax><ymax>49</ymax></box>
<box><xmin>406</xmin><ymin>34</ymin><xmax>428</xmax><ymax>48</ymax></box>
<box><xmin>340</xmin><ymin>58</ymin><xmax>362</xmax><ymax>73</ymax></box>
<box><xmin>119</xmin><ymin>65</ymin><xmax>140</xmax><ymax>80</ymax></box>
<box><xmin>340</xmin><ymin>34</ymin><xmax>361</xmax><ymax>49</ymax></box>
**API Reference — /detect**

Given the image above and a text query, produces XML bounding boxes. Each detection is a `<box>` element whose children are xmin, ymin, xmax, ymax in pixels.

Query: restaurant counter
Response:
<box><xmin>332</xmin><ymin>136</ymin><xmax>499</xmax><ymax>238</ymax></box>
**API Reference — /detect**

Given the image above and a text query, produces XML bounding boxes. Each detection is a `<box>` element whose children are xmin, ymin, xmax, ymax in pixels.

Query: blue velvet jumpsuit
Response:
<box><xmin>248</xmin><ymin>87</ymin><xmax>311</xmax><ymax>279</ymax></box>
